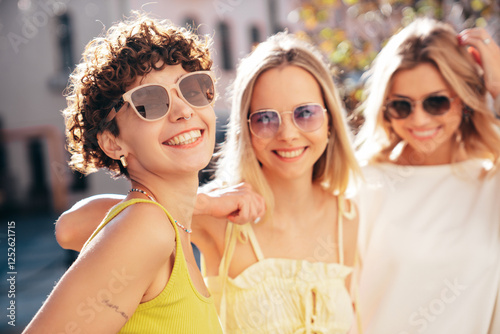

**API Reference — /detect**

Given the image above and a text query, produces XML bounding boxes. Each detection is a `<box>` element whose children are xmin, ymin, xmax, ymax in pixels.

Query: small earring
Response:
<box><xmin>119</xmin><ymin>155</ymin><xmax>128</xmax><ymax>168</ymax></box>
<box><xmin>462</xmin><ymin>105</ymin><xmax>474</xmax><ymax>122</ymax></box>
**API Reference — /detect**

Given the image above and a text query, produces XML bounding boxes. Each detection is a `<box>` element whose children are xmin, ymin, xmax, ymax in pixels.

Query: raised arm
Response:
<box><xmin>58</xmin><ymin>184</ymin><xmax>266</xmax><ymax>253</ymax></box>
<box><xmin>458</xmin><ymin>28</ymin><xmax>500</xmax><ymax>99</ymax></box>
<box><xmin>191</xmin><ymin>182</ymin><xmax>266</xmax><ymax>262</ymax></box>
<box><xmin>55</xmin><ymin>194</ymin><xmax>124</xmax><ymax>251</ymax></box>
<box><xmin>194</xmin><ymin>182</ymin><xmax>266</xmax><ymax>224</ymax></box>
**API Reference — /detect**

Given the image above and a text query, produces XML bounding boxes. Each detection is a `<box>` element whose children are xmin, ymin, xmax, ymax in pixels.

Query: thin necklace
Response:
<box><xmin>128</xmin><ymin>188</ymin><xmax>193</xmax><ymax>234</ymax></box>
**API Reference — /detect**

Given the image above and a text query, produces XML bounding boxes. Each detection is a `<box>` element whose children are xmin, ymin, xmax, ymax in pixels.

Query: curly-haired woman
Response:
<box><xmin>23</xmin><ymin>13</ymin><xmax>222</xmax><ymax>333</ymax></box>
<box><xmin>54</xmin><ymin>32</ymin><xmax>362</xmax><ymax>333</ymax></box>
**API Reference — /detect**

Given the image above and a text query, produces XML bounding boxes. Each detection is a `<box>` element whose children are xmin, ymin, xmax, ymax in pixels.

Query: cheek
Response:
<box><xmin>250</xmin><ymin>136</ymin><xmax>268</xmax><ymax>159</ymax></box>
<box><xmin>390</xmin><ymin>120</ymin><xmax>405</xmax><ymax>136</ymax></box>
<box><xmin>443</xmin><ymin>108</ymin><xmax>463</xmax><ymax>131</ymax></box>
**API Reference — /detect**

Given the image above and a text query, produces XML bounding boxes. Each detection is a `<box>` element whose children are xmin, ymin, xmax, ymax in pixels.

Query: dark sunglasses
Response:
<box><xmin>248</xmin><ymin>103</ymin><xmax>327</xmax><ymax>139</ymax></box>
<box><xmin>106</xmin><ymin>71</ymin><xmax>215</xmax><ymax>122</ymax></box>
<box><xmin>384</xmin><ymin>95</ymin><xmax>457</xmax><ymax>120</ymax></box>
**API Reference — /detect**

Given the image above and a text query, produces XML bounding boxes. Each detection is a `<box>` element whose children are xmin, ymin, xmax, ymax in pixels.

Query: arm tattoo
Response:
<box><xmin>102</xmin><ymin>299</ymin><xmax>129</xmax><ymax>321</ymax></box>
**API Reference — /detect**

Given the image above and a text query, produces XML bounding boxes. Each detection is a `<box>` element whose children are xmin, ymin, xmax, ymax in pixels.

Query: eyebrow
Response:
<box><xmin>390</xmin><ymin>89</ymin><xmax>450</xmax><ymax>99</ymax></box>
<box><xmin>138</xmin><ymin>73</ymin><xmax>185</xmax><ymax>86</ymax></box>
<box><xmin>173</xmin><ymin>73</ymin><xmax>184</xmax><ymax>83</ymax></box>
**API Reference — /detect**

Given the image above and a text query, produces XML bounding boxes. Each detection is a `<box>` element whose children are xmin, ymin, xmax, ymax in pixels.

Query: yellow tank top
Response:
<box><xmin>204</xmin><ymin>197</ymin><xmax>358</xmax><ymax>334</ymax></box>
<box><xmin>84</xmin><ymin>199</ymin><xmax>222</xmax><ymax>334</ymax></box>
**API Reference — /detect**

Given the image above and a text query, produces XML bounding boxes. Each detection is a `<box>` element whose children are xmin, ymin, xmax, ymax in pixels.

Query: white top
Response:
<box><xmin>356</xmin><ymin>160</ymin><xmax>500</xmax><ymax>334</ymax></box>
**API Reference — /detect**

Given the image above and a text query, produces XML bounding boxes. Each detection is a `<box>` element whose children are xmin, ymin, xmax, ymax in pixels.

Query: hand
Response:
<box><xmin>195</xmin><ymin>182</ymin><xmax>266</xmax><ymax>224</ymax></box>
<box><xmin>458</xmin><ymin>28</ymin><xmax>500</xmax><ymax>98</ymax></box>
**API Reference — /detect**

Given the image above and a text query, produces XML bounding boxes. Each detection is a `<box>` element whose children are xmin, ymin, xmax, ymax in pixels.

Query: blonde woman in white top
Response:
<box><xmin>354</xmin><ymin>18</ymin><xmax>500</xmax><ymax>334</ymax></box>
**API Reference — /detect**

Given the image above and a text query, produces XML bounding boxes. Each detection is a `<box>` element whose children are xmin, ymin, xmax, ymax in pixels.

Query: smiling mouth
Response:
<box><xmin>274</xmin><ymin>148</ymin><xmax>306</xmax><ymax>158</ymax></box>
<box><xmin>165</xmin><ymin>130</ymin><xmax>202</xmax><ymax>146</ymax></box>
<box><xmin>410</xmin><ymin>127</ymin><xmax>440</xmax><ymax>139</ymax></box>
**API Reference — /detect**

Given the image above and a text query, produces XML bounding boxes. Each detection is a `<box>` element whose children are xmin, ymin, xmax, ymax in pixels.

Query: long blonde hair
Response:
<box><xmin>215</xmin><ymin>32</ymin><xmax>361</xmax><ymax>222</ymax></box>
<box><xmin>356</xmin><ymin>18</ymin><xmax>500</xmax><ymax>168</ymax></box>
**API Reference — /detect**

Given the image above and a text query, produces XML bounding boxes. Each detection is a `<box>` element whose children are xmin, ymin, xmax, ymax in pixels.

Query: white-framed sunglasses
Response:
<box><xmin>106</xmin><ymin>71</ymin><xmax>215</xmax><ymax>122</ymax></box>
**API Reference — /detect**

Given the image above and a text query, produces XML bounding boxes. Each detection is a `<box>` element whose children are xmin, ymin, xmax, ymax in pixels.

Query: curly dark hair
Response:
<box><xmin>63</xmin><ymin>13</ymin><xmax>213</xmax><ymax>177</ymax></box>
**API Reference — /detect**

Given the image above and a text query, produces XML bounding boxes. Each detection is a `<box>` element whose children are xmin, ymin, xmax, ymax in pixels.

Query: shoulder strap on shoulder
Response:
<box><xmin>245</xmin><ymin>224</ymin><xmax>265</xmax><ymax>261</ymax></box>
<box><xmin>216</xmin><ymin>222</ymin><xmax>264</xmax><ymax>332</ymax></box>
<box><xmin>337</xmin><ymin>196</ymin><xmax>358</xmax><ymax>266</ymax></box>
<box><xmin>82</xmin><ymin>198</ymin><xmax>180</xmax><ymax>251</ymax></box>
<box><xmin>337</xmin><ymin>195</ymin><xmax>345</xmax><ymax>266</ymax></box>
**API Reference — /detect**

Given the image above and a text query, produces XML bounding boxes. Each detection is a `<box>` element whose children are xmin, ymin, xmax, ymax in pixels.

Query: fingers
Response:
<box><xmin>458</xmin><ymin>27</ymin><xmax>500</xmax><ymax>97</ymax></box>
<box><xmin>200</xmin><ymin>181</ymin><xmax>266</xmax><ymax>224</ymax></box>
<box><xmin>458</xmin><ymin>28</ymin><xmax>499</xmax><ymax>59</ymax></box>
<box><xmin>227</xmin><ymin>190</ymin><xmax>266</xmax><ymax>225</ymax></box>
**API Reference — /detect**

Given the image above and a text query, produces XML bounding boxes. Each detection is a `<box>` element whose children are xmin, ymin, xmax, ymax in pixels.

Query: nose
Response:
<box><xmin>409</xmin><ymin>101</ymin><xmax>432</xmax><ymax>126</ymax></box>
<box><xmin>168</xmin><ymin>89</ymin><xmax>194</xmax><ymax>121</ymax></box>
<box><xmin>275</xmin><ymin>111</ymin><xmax>299</xmax><ymax>141</ymax></box>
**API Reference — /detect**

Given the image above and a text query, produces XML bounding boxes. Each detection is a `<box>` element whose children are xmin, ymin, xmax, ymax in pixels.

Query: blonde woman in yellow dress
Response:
<box><xmin>23</xmin><ymin>14</ymin><xmax>222</xmax><ymax>333</ymax></box>
<box><xmin>55</xmin><ymin>33</ymin><xmax>362</xmax><ymax>333</ymax></box>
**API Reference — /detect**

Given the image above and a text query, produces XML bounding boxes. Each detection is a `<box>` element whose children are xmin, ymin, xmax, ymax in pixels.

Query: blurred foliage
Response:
<box><xmin>293</xmin><ymin>0</ymin><xmax>500</xmax><ymax>114</ymax></box>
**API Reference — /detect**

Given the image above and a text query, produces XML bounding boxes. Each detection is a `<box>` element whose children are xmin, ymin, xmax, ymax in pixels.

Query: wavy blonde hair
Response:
<box><xmin>63</xmin><ymin>12</ymin><xmax>212</xmax><ymax>177</ymax></box>
<box><xmin>214</xmin><ymin>32</ymin><xmax>361</xmax><ymax>222</ymax></box>
<box><xmin>356</xmin><ymin>18</ymin><xmax>500</xmax><ymax>169</ymax></box>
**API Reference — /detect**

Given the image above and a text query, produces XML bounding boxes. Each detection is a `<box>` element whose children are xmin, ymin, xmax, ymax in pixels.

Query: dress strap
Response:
<box><xmin>217</xmin><ymin>223</ymin><xmax>264</xmax><ymax>277</ymax></box>
<box><xmin>337</xmin><ymin>196</ymin><xmax>345</xmax><ymax>266</ymax></box>
<box><xmin>218</xmin><ymin>223</ymin><xmax>237</xmax><ymax>277</ymax></box>
<box><xmin>336</xmin><ymin>195</ymin><xmax>356</xmax><ymax>266</ymax></box>
<box><xmin>246</xmin><ymin>223</ymin><xmax>265</xmax><ymax>261</ymax></box>
<box><xmin>216</xmin><ymin>222</ymin><xmax>265</xmax><ymax>332</ymax></box>
<box><xmin>217</xmin><ymin>223</ymin><xmax>237</xmax><ymax>332</ymax></box>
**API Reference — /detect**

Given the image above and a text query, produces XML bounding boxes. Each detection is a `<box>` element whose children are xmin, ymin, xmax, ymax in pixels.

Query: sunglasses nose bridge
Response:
<box><xmin>409</xmin><ymin>100</ymin><xmax>434</xmax><ymax>124</ymax></box>
<box><xmin>278</xmin><ymin>111</ymin><xmax>298</xmax><ymax>129</ymax></box>
<box><xmin>274</xmin><ymin>110</ymin><xmax>302</xmax><ymax>140</ymax></box>
<box><xmin>167</xmin><ymin>86</ymin><xmax>195</xmax><ymax>121</ymax></box>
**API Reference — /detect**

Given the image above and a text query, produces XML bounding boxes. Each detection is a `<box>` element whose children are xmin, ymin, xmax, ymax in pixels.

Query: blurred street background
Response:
<box><xmin>0</xmin><ymin>0</ymin><xmax>499</xmax><ymax>332</ymax></box>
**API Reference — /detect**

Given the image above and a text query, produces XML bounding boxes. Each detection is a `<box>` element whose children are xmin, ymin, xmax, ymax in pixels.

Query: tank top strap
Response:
<box><xmin>337</xmin><ymin>195</ymin><xmax>357</xmax><ymax>266</ymax></box>
<box><xmin>82</xmin><ymin>199</ymin><xmax>181</xmax><ymax>255</ymax></box>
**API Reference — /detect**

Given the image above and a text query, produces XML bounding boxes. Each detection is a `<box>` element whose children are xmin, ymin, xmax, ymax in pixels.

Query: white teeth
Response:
<box><xmin>412</xmin><ymin>128</ymin><xmax>438</xmax><ymax>137</ymax></box>
<box><xmin>275</xmin><ymin>148</ymin><xmax>305</xmax><ymax>158</ymax></box>
<box><xmin>166</xmin><ymin>130</ymin><xmax>201</xmax><ymax>146</ymax></box>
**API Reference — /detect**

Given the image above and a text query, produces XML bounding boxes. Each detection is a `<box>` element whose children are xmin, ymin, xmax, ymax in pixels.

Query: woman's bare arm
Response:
<box><xmin>57</xmin><ymin>183</ymin><xmax>266</xmax><ymax>253</ymax></box>
<box><xmin>55</xmin><ymin>194</ymin><xmax>124</xmax><ymax>251</ymax></box>
<box><xmin>24</xmin><ymin>203</ymin><xmax>175</xmax><ymax>333</ymax></box>
<box><xmin>191</xmin><ymin>182</ymin><xmax>266</xmax><ymax>259</ymax></box>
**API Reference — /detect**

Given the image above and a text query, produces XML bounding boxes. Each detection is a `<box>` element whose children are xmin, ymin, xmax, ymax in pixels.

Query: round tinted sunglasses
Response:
<box><xmin>106</xmin><ymin>71</ymin><xmax>215</xmax><ymax>122</ymax></box>
<box><xmin>384</xmin><ymin>95</ymin><xmax>457</xmax><ymax>120</ymax></box>
<box><xmin>248</xmin><ymin>103</ymin><xmax>327</xmax><ymax>139</ymax></box>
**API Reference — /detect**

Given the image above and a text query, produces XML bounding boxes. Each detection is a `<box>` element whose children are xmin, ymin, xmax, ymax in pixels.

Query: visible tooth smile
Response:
<box><xmin>166</xmin><ymin>130</ymin><xmax>201</xmax><ymax>146</ymax></box>
<box><xmin>275</xmin><ymin>148</ymin><xmax>305</xmax><ymax>158</ymax></box>
<box><xmin>411</xmin><ymin>128</ymin><xmax>438</xmax><ymax>137</ymax></box>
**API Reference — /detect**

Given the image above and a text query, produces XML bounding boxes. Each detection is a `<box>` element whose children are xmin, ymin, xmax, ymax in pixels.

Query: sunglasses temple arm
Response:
<box><xmin>105</xmin><ymin>98</ymin><xmax>127</xmax><ymax>122</ymax></box>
